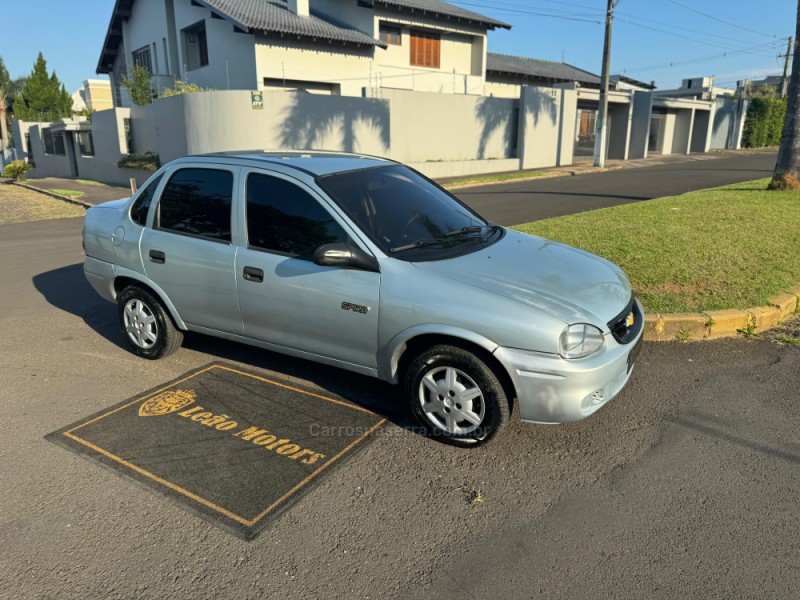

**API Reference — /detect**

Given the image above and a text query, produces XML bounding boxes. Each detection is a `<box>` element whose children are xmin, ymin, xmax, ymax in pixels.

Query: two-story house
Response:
<box><xmin>97</xmin><ymin>0</ymin><xmax>511</xmax><ymax>104</ymax></box>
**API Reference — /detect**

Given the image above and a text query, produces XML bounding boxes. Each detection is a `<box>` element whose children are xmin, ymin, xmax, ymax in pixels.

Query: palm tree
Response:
<box><xmin>0</xmin><ymin>87</ymin><xmax>7</xmax><ymax>150</ymax></box>
<box><xmin>772</xmin><ymin>0</ymin><xmax>800</xmax><ymax>188</ymax></box>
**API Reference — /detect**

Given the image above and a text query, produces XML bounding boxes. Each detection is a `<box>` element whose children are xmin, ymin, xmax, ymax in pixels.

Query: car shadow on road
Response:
<box><xmin>32</xmin><ymin>263</ymin><xmax>415</xmax><ymax>432</ymax></box>
<box><xmin>32</xmin><ymin>262</ymin><xmax>123</xmax><ymax>345</ymax></box>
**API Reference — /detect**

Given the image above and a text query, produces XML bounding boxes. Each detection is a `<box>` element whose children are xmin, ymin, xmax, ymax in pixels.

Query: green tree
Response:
<box><xmin>121</xmin><ymin>65</ymin><xmax>153</xmax><ymax>106</ymax></box>
<box><xmin>11</xmin><ymin>53</ymin><xmax>73</xmax><ymax>122</ymax></box>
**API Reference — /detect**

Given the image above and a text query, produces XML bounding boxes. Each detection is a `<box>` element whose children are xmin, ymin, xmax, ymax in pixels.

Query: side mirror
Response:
<box><xmin>313</xmin><ymin>243</ymin><xmax>380</xmax><ymax>272</ymax></box>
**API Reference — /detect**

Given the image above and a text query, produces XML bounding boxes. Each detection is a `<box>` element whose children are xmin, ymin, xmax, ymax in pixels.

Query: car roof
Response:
<box><xmin>194</xmin><ymin>150</ymin><xmax>397</xmax><ymax>176</ymax></box>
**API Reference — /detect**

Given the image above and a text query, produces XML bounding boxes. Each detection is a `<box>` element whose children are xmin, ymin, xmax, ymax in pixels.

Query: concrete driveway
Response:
<box><xmin>1</xmin><ymin>213</ymin><xmax>798</xmax><ymax>599</ymax></box>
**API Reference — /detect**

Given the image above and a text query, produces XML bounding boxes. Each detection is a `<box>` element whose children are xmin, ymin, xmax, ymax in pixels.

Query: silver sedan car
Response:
<box><xmin>83</xmin><ymin>151</ymin><xmax>643</xmax><ymax>446</ymax></box>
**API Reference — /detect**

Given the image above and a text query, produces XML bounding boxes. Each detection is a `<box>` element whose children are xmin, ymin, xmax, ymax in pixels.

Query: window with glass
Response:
<box><xmin>132</xmin><ymin>46</ymin><xmax>153</xmax><ymax>73</ymax></box>
<box><xmin>182</xmin><ymin>21</ymin><xmax>209</xmax><ymax>71</ymax></box>
<box><xmin>318</xmin><ymin>165</ymin><xmax>496</xmax><ymax>260</ymax></box>
<box><xmin>380</xmin><ymin>24</ymin><xmax>402</xmax><ymax>45</ymax></box>
<box><xmin>77</xmin><ymin>132</ymin><xmax>95</xmax><ymax>157</ymax></box>
<box><xmin>158</xmin><ymin>169</ymin><xmax>232</xmax><ymax>242</ymax></box>
<box><xmin>42</xmin><ymin>128</ymin><xmax>65</xmax><ymax>156</ymax></box>
<box><xmin>246</xmin><ymin>173</ymin><xmax>347</xmax><ymax>259</ymax></box>
<box><xmin>130</xmin><ymin>174</ymin><xmax>164</xmax><ymax>226</ymax></box>
<box><xmin>124</xmin><ymin>118</ymin><xmax>134</xmax><ymax>154</ymax></box>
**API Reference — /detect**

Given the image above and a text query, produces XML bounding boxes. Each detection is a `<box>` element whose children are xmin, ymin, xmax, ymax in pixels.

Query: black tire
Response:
<box><xmin>405</xmin><ymin>343</ymin><xmax>510</xmax><ymax>447</ymax></box>
<box><xmin>117</xmin><ymin>285</ymin><xmax>183</xmax><ymax>359</ymax></box>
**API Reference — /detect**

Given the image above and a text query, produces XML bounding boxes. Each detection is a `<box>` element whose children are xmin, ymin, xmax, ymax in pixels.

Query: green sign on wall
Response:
<box><xmin>251</xmin><ymin>91</ymin><xmax>264</xmax><ymax>110</ymax></box>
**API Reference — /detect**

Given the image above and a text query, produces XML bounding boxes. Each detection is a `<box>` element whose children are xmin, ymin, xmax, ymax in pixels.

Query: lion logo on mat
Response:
<box><xmin>139</xmin><ymin>390</ymin><xmax>197</xmax><ymax>417</ymax></box>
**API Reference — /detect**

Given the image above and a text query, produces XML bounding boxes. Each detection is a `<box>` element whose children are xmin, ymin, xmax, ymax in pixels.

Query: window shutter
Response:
<box><xmin>410</xmin><ymin>30</ymin><xmax>440</xmax><ymax>68</ymax></box>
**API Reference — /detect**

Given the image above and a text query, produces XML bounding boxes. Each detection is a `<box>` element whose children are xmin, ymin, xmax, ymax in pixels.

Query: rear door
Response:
<box><xmin>141</xmin><ymin>164</ymin><xmax>243</xmax><ymax>334</ymax></box>
<box><xmin>235</xmin><ymin>169</ymin><xmax>380</xmax><ymax>370</ymax></box>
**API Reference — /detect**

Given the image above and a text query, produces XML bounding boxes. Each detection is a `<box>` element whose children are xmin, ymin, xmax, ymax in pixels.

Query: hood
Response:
<box><xmin>412</xmin><ymin>229</ymin><xmax>632</xmax><ymax>326</ymax></box>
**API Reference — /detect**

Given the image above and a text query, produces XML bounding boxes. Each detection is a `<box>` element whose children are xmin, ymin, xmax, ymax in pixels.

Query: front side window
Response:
<box><xmin>318</xmin><ymin>165</ymin><xmax>496</xmax><ymax>260</ymax></box>
<box><xmin>246</xmin><ymin>173</ymin><xmax>347</xmax><ymax>259</ymax></box>
<box><xmin>130</xmin><ymin>174</ymin><xmax>164</xmax><ymax>226</ymax></box>
<box><xmin>158</xmin><ymin>168</ymin><xmax>232</xmax><ymax>242</ymax></box>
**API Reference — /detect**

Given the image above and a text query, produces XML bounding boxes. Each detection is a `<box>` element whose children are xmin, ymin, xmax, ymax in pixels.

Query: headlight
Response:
<box><xmin>559</xmin><ymin>323</ymin><xmax>605</xmax><ymax>359</ymax></box>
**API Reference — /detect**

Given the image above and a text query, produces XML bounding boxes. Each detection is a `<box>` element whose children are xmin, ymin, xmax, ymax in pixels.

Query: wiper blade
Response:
<box><xmin>389</xmin><ymin>225</ymin><xmax>492</xmax><ymax>254</ymax></box>
<box><xmin>444</xmin><ymin>225</ymin><xmax>483</xmax><ymax>237</ymax></box>
<box><xmin>389</xmin><ymin>238</ymin><xmax>449</xmax><ymax>253</ymax></box>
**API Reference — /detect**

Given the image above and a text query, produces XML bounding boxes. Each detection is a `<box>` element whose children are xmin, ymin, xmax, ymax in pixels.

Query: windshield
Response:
<box><xmin>317</xmin><ymin>165</ymin><xmax>498</xmax><ymax>259</ymax></box>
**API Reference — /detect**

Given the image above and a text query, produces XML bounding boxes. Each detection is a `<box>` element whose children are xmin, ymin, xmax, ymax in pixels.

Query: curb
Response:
<box><xmin>644</xmin><ymin>287</ymin><xmax>800</xmax><ymax>342</ymax></box>
<box><xmin>12</xmin><ymin>181</ymin><xmax>92</xmax><ymax>209</ymax></box>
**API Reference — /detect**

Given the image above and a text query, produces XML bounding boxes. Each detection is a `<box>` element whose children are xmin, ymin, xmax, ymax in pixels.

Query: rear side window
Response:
<box><xmin>129</xmin><ymin>174</ymin><xmax>163</xmax><ymax>226</ymax></box>
<box><xmin>158</xmin><ymin>168</ymin><xmax>233</xmax><ymax>242</ymax></box>
<box><xmin>246</xmin><ymin>173</ymin><xmax>347</xmax><ymax>259</ymax></box>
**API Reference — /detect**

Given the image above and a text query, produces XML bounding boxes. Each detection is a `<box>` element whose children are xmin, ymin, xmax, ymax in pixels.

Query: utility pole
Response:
<box><xmin>781</xmin><ymin>36</ymin><xmax>794</xmax><ymax>99</ymax></box>
<box><xmin>594</xmin><ymin>0</ymin><xmax>618</xmax><ymax>168</ymax></box>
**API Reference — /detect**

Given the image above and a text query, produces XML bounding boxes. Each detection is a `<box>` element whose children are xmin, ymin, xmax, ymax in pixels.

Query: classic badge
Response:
<box><xmin>139</xmin><ymin>389</ymin><xmax>197</xmax><ymax>417</ymax></box>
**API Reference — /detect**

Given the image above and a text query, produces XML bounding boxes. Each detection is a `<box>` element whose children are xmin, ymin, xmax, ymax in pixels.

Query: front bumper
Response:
<box><xmin>494</xmin><ymin>305</ymin><xmax>644</xmax><ymax>424</ymax></box>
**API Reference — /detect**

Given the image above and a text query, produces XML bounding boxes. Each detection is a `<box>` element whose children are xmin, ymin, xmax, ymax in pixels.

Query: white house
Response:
<box><xmin>97</xmin><ymin>0</ymin><xmax>511</xmax><ymax>103</ymax></box>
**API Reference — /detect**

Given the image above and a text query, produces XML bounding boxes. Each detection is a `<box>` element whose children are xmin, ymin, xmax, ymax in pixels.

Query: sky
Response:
<box><xmin>0</xmin><ymin>0</ymin><xmax>795</xmax><ymax>94</ymax></box>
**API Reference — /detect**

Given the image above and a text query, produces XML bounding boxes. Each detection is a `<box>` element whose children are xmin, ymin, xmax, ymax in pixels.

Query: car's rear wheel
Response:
<box><xmin>405</xmin><ymin>343</ymin><xmax>510</xmax><ymax>446</ymax></box>
<box><xmin>117</xmin><ymin>285</ymin><xmax>183</xmax><ymax>359</ymax></box>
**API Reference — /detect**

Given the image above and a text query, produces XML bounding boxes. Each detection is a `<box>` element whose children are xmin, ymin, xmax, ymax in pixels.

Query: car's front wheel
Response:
<box><xmin>405</xmin><ymin>343</ymin><xmax>510</xmax><ymax>446</ymax></box>
<box><xmin>117</xmin><ymin>285</ymin><xmax>183</xmax><ymax>359</ymax></box>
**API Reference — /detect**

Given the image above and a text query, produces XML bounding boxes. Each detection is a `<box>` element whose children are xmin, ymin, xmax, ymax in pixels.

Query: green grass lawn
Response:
<box><xmin>513</xmin><ymin>179</ymin><xmax>800</xmax><ymax>314</ymax></box>
<box><xmin>75</xmin><ymin>179</ymin><xmax>109</xmax><ymax>187</ymax></box>
<box><xmin>49</xmin><ymin>189</ymin><xmax>86</xmax><ymax>199</ymax></box>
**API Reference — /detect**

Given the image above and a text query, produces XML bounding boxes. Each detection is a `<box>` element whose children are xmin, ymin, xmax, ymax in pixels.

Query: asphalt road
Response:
<box><xmin>454</xmin><ymin>151</ymin><xmax>777</xmax><ymax>225</ymax></box>
<box><xmin>2</xmin><ymin>192</ymin><xmax>799</xmax><ymax>598</ymax></box>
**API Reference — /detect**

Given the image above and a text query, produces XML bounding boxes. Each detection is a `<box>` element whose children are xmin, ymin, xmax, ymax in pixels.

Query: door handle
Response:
<box><xmin>243</xmin><ymin>266</ymin><xmax>264</xmax><ymax>283</ymax></box>
<box><xmin>149</xmin><ymin>250</ymin><xmax>166</xmax><ymax>264</ymax></box>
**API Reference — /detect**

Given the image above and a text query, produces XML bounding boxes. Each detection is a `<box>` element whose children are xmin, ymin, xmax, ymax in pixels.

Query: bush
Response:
<box><xmin>160</xmin><ymin>80</ymin><xmax>212</xmax><ymax>97</ymax></box>
<box><xmin>3</xmin><ymin>160</ymin><xmax>33</xmax><ymax>181</ymax></box>
<box><xmin>742</xmin><ymin>97</ymin><xmax>786</xmax><ymax>148</ymax></box>
<box><xmin>121</xmin><ymin>66</ymin><xmax>153</xmax><ymax>106</ymax></box>
<box><xmin>117</xmin><ymin>152</ymin><xmax>160</xmax><ymax>171</ymax></box>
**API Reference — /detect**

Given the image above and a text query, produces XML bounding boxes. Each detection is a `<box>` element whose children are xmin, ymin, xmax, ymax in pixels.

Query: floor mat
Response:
<box><xmin>46</xmin><ymin>362</ymin><xmax>386</xmax><ymax>540</ymax></box>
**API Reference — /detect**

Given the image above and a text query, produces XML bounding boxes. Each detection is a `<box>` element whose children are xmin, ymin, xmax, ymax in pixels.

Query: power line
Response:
<box><xmin>620</xmin><ymin>40</ymin><xmax>785</xmax><ymax>74</ymax></box>
<box><xmin>618</xmin><ymin>18</ymin><xmax>781</xmax><ymax>57</ymax></box>
<box><xmin>615</xmin><ymin>10</ymin><xmax>779</xmax><ymax>46</ymax></box>
<box><xmin>454</xmin><ymin>0</ymin><xmax>784</xmax><ymax>57</ymax></box>
<box><xmin>450</xmin><ymin>1</ymin><xmax>603</xmax><ymax>24</ymax></box>
<box><xmin>666</xmin><ymin>0</ymin><xmax>778</xmax><ymax>39</ymax></box>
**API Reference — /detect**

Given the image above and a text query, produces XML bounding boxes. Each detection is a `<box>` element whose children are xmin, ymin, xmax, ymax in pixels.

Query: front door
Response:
<box><xmin>141</xmin><ymin>165</ymin><xmax>242</xmax><ymax>334</ymax></box>
<box><xmin>235</xmin><ymin>170</ymin><xmax>380</xmax><ymax>370</ymax></box>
